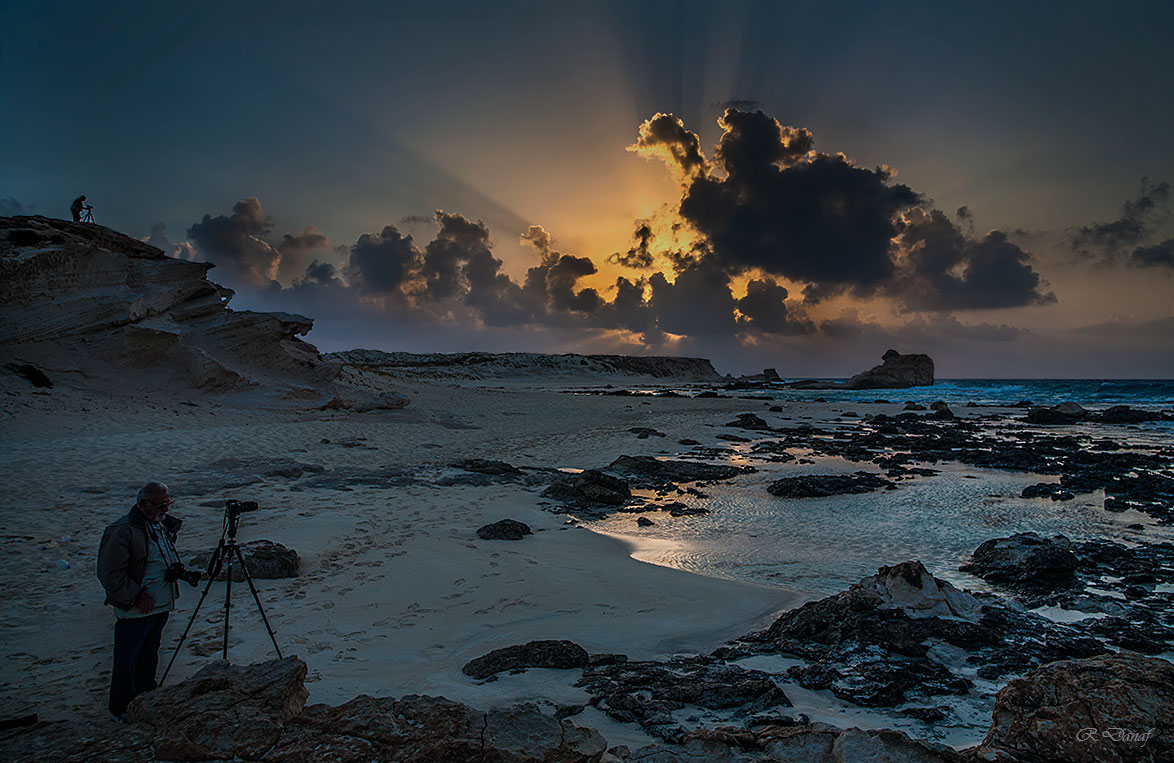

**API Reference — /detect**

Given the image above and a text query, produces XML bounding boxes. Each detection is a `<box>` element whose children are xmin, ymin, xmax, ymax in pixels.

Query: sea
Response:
<box><xmin>594</xmin><ymin>378</ymin><xmax>1174</xmax><ymax>596</ymax></box>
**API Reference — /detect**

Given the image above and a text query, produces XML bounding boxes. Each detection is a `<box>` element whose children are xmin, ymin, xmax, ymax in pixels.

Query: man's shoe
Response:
<box><xmin>111</xmin><ymin>712</ymin><xmax>127</xmax><ymax>724</ymax></box>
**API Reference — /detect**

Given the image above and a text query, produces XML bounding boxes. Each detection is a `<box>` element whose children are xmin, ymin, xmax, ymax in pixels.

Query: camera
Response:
<box><xmin>225</xmin><ymin>499</ymin><xmax>258</xmax><ymax>517</ymax></box>
<box><xmin>164</xmin><ymin>562</ymin><xmax>201</xmax><ymax>587</ymax></box>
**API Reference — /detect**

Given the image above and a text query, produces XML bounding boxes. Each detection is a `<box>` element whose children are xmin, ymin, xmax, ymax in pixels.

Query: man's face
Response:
<box><xmin>140</xmin><ymin>489</ymin><xmax>171</xmax><ymax>522</ymax></box>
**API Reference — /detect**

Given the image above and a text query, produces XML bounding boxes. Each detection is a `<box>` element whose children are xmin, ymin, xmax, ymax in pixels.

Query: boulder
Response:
<box><xmin>189</xmin><ymin>539</ymin><xmax>300</xmax><ymax>581</ymax></box>
<box><xmin>606</xmin><ymin>455</ymin><xmax>752</xmax><ymax>487</ymax></box>
<box><xmin>451</xmin><ymin>458</ymin><xmax>522</xmax><ymax>475</ymax></box>
<box><xmin>970</xmin><ymin>652</ymin><xmax>1174</xmax><ymax>763</ymax></box>
<box><xmin>129</xmin><ymin>657</ymin><xmax>309</xmax><ymax>760</ymax></box>
<box><xmin>462</xmin><ymin>640</ymin><xmax>590</xmax><ymax>679</ymax></box>
<box><xmin>724</xmin><ymin>413</ymin><xmax>771</xmax><ymax>430</ymax></box>
<box><xmin>476</xmin><ymin>519</ymin><xmax>532</xmax><ymax>541</ymax></box>
<box><xmin>1026</xmin><ymin>402</ymin><xmax>1089</xmax><ymax>425</ymax></box>
<box><xmin>959</xmin><ymin>533</ymin><xmax>1079</xmax><ymax>593</ymax></box>
<box><xmin>1097</xmin><ymin>405</ymin><xmax>1167</xmax><ymax>424</ymax></box>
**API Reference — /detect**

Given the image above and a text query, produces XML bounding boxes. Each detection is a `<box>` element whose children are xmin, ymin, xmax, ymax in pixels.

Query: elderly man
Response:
<box><xmin>97</xmin><ymin>481</ymin><xmax>184</xmax><ymax>720</ymax></box>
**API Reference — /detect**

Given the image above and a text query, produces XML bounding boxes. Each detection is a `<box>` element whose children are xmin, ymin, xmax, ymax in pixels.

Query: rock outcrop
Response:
<box><xmin>462</xmin><ymin>639</ymin><xmax>590</xmax><ymax>679</ymax></box>
<box><xmin>0</xmin><ymin>216</ymin><xmax>407</xmax><ymax>409</ymax></box>
<box><xmin>786</xmin><ymin>349</ymin><xmax>934</xmax><ymax>390</ymax></box>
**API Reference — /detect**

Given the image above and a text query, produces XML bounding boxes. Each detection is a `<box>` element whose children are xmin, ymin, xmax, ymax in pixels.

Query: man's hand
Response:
<box><xmin>136</xmin><ymin>591</ymin><xmax>155</xmax><ymax>613</ymax></box>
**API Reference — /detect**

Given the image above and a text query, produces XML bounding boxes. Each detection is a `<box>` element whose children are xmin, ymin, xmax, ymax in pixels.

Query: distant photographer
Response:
<box><xmin>96</xmin><ymin>481</ymin><xmax>198</xmax><ymax>720</ymax></box>
<box><xmin>70</xmin><ymin>195</ymin><xmax>87</xmax><ymax>222</ymax></box>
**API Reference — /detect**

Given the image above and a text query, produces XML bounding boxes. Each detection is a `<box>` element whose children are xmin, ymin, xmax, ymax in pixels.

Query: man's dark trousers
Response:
<box><xmin>108</xmin><ymin>612</ymin><xmax>169</xmax><ymax>716</ymax></box>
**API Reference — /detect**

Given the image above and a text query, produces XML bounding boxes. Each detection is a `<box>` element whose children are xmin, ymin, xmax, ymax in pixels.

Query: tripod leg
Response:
<box><xmin>160</xmin><ymin>543</ymin><xmax>227</xmax><ymax>686</ymax></box>
<box><xmin>233</xmin><ymin>544</ymin><xmax>283</xmax><ymax>659</ymax></box>
<box><xmin>223</xmin><ymin>546</ymin><xmax>236</xmax><ymax>661</ymax></box>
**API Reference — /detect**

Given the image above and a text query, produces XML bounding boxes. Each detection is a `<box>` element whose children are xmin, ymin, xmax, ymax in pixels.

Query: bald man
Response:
<box><xmin>97</xmin><ymin>482</ymin><xmax>185</xmax><ymax>720</ymax></box>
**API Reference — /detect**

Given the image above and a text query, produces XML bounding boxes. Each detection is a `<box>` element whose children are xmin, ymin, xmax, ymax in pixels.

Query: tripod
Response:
<box><xmin>160</xmin><ymin>507</ymin><xmax>282</xmax><ymax>685</ymax></box>
<box><xmin>81</xmin><ymin>206</ymin><xmax>95</xmax><ymax>223</ymax></box>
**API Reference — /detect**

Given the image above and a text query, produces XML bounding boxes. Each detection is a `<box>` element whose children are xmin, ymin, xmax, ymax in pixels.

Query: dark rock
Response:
<box><xmin>900</xmin><ymin>706</ymin><xmax>949</xmax><ymax>722</ymax></box>
<box><xmin>476</xmin><ymin>519</ymin><xmax>532</xmax><ymax>541</ymax></box>
<box><xmin>971</xmin><ymin>652</ymin><xmax>1174</xmax><ymax>763</ymax></box>
<box><xmin>628</xmin><ymin>427</ymin><xmax>667</xmax><ymax>439</ymax></box>
<box><xmin>462</xmin><ymin>640</ymin><xmax>590</xmax><ymax>680</ymax></box>
<box><xmin>716</xmin><ymin>433</ymin><xmax>751</xmax><ymax>443</ymax></box>
<box><xmin>665</xmin><ymin>503</ymin><xmax>709</xmax><ymax>517</ymax></box>
<box><xmin>189</xmin><ymin>539</ymin><xmax>300</xmax><ymax>581</ymax></box>
<box><xmin>766</xmin><ymin>472</ymin><xmax>894</xmax><ymax>498</ymax></box>
<box><xmin>1026</xmin><ymin>402</ymin><xmax>1089</xmax><ymax>425</ymax></box>
<box><xmin>129</xmin><ymin>657</ymin><xmax>309</xmax><ymax>760</ymax></box>
<box><xmin>542</xmin><ymin>469</ymin><xmax>632</xmax><ymax>507</ymax></box>
<box><xmin>846</xmin><ymin>349</ymin><xmax>934</xmax><ymax>389</ymax></box>
<box><xmin>725</xmin><ymin>413</ymin><xmax>771</xmax><ymax>430</ymax></box>
<box><xmin>959</xmin><ymin>533</ymin><xmax>1078</xmax><ymax>593</ymax></box>
<box><xmin>450</xmin><ymin>458</ymin><xmax>522</xmax><ymax>475</ymax></box>
<box><xmin>636</xmin><ymin>517</ymin><xmax>655</xmax><ymax>527</ymax></box>
<box><xmin>1096</xmin><ymin>405</ymin><xmax>1167</xmax><ymax>424</ymax></box>
<box><xmin>904</xmin><ymin>402</ymin><xmax>926</xmax><ymax>411</ymax></box>
<box><xmin>606</xmin><ymin>455</ymin><xmax>751</xmax><ymax>487</ymax></box>
<box><xmin>678</xmin><ymin>438</ymin><xmax>701</xmax><ymax>446</ymax></box>
<box><xmin>769</xmin><ymin>405</ymin><xmax>783</xmax><ymax>412</ymax></box>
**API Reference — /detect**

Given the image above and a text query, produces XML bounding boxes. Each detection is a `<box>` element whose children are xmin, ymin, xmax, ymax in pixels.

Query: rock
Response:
<box><xmin>636</xmin><ymin>517</ymin><xmax>655</xmax><ymax>527</ymax></box>
<box><xmin>189</xmin><ymin>539</ymin><xmax>300</xmax><ymax>581</ymax></box>
<box><xmin>664</xmin><ymin>502</ymin><xmax>709</xmax><ymax>517</ymax></box>
<box><xmin>321</xmin><ymin>384</ymin><xmax>410</xmax><ymax>412</ymax></box>
<box><xmin>766</xmin><ymin>472</ymin><xmax>894</xmax><ymax>498</ymax></box>
<box><xmin>1055</xmin><ymin>401</ymin><xmax>1088</xmax><ymax>418</ymax></box>
<box><xmin>606</xmin><ymin>455</ymin><xmax>752</xmax><ymax>487</ymax></box>
<box><xmin>678</xmin><ymin>438</ymin><xmax>701</xmax><ymax>445</ymax></box>
<box><xmin>929</xmin><ymin>401</ymin><xmax>949</xmax><ymax>411</ymax></box>
<box><xmin>450</xmin><ymin>458</ymin><xmax>522</xmax><ymax>475</ymax></box>
<box><xmin>1097</xmin><ymin>405</ymin><xmax>1167</xmax><ymax>424</ymax></box>
<box><xmin>271</xmin><ymin>694</ymin><xmax>607</xmax><ymax>762</ymax></box>
<box><xmin>904</xmin><ymin>402</ymin><xmax>926</xmax><ymax>411</ymax></box>
<box><xmin>462</xmin><ymin>640</ymin><xmax>590</xmax><ymax>679</ymax></box>
<box><xmin>476</xmin><ymin>519</ymin><xmax>533</xmax><ymax>541</ymax></box>
<box><xmin>846</xmin><ymin>350</ymin><xmax>934</xmax><ymax>389</ymax></box>
<box><xmin>1025</xmin><ymin>402</ymin><xmax>1088</xmax><ymax>425</ymax></box>
<box><xmin>542</xmin><ymin>469</ymin><xmax>632</xmax><ymax>507</ymax></box>
<box><xmin>971</xmin><ymin>652</ymin><xmax>1174</xmax><ymax>763</ymax></box>
<box><xmin>129</xmin><ymin>657</ymin><xmax>309</xmax><ymax>760</ymax></box>
<box><xmin>959</xmin><ymin>533</ymin><xmax>1078</xmax><ymax>593</ymax></box>
<box><xmin>725</xmin><ymin>413</ymin><xmax>771</xmax><ymax>430</ymax></box>
<box><xmin>628</xmin><ymin>427</ymin><xmax>667</xmax><ymax>438</ymax></box>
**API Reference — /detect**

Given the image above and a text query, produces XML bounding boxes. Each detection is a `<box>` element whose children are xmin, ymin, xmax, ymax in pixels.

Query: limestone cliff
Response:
<box><xmin>0</xmin><ymin>216</ymin><xmax>377</xmax><ymax>406</ymax></box>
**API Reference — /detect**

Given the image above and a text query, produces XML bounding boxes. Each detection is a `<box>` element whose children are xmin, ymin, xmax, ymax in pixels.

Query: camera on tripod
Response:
<box><xmin>225</xmin><ymin>499</ymin><xmax>258</xmax><ymax>517</ymax></box>
<box><xmin>164</xmin><ymin>562</ymin><xmax>201</xmax><ymax>587</ymax></box>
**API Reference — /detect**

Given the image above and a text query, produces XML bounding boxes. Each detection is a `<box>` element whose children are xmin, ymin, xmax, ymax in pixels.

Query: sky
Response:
<box><xmin>3</xmin><ymin>0</ymin><xmax>1173</xmax><ymax>377</ymax></box>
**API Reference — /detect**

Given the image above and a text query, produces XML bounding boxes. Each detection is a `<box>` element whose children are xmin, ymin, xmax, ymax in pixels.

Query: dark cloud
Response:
<box><xmin>144</xmin><ymin>222</ymin><xmax>184</xmax><ymax>257</ymax></box>
<box><xmin>713</xmin><ymin>99</ymin><xmax>759</xmax><ymax>111</ymax></box>
<box><xmin>0</xmin><ymin>197</ymin><xmax>27</xmax><ymax>216</ymax></box>
<box><xmin>628</xmin><ymin>113</ymin><xmax>708</xmax><ymax>180</ymax></box>
<box><xmin>276</xmin><ymin>226</ymin><xmax>332</xmax><ymax>281</ymax></box>
<box><xmin>1128</xmin><ymin>238</ymin><xmax>1174</xmax><ymax>268</ymax></box>
<box><xmin>1070</xmin><ymin>179</ymin><xmax>1171</xmax><ymax>259</ymax></box>
<box><xmin>893</xmin><ymin>210</ymin><xmax>1055</xmax><ymax>310</ymax></box>
<box><xmin>345</xmin><ymin>225</ymin><xmax>420</xmax><ymax>294</ymax></box>
<box><xmin>300</xmin><ymin>260</ymin><xmax>343</xmax><ymax>287</ymax></box>
<box><xmin>736</xmin><ymin>278</ymin><xmax>815</xmax><ymax>335</ymax></box>
<box><xmin>820</xmin><ymin>309</ymin><xmax>1026</xmax><ymax>342</ymax></box>
<box><xmin>669</xmin><ymin>110</ymin><xmax>920</xmax><ymax>291</ymax></box>
<box><xmin>647</xmin><ymin>257</ymin><xmax>739</xmax><ymax>337</ymax></box>
<box><xmin>187</xmin><ymin>197</ymin><xmax>279</xmax><ymax>286</ymax></box>
<box><xmin>608</xmin><ymin>220</ymin><xmax>655</xmax><ymax>268</ymax></box>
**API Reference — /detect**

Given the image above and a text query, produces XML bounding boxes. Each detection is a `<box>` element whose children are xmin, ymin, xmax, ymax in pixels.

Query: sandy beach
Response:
<box><xmin>0</xmin><ymin>378</ymin><xmax>825</xmax><ymax>742</ymax></box>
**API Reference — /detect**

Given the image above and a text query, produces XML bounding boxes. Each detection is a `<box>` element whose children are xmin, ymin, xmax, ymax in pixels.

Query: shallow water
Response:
<box><xmin>594</xmin><ymin>455</ymin><xmax>1173</xmax><ymax>596</ymax></box>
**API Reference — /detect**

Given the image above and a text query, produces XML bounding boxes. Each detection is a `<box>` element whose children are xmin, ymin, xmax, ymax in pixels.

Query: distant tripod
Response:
<box><xmin>160</xmin><ymin>501</ymin><xmax>282</xmax><ymax>685</ymax></box>
<box><xmin>81</xmin><ymin>205</ymin><xmax>95</xmax><ymax>223</ymax></box>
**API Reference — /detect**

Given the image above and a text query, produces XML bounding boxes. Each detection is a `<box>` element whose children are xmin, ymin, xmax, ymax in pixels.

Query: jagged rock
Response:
<box><xmin>543</xmin><ymin>470</ymin><xmax>632</xmax><ymax>507</ymax></box>
<box><xmin>734</xmin><ymin>561</ymin><xmax>1105</xmax><ymax>707</ymax></box>
<box><xmin>0</xmin><ymin>217</ymin><xmax>348</xmax><ymax>402</ymax></box>
<box><xmin>971</xmin><ymin>652</ymin><xmax>1174</xmax><ymax>763</ymax></box>
<box><xmin>476</xmin><ymin>519</ymin><xmax>532</xmax><ymax>541</ymax></box>
<box><xmin>462</xmin><ymin>640</ymin><xmax>590</xmax><ymax>679</ymax></box>
<box><xmin>636</xmin><ymin>516</ymin><xmax>655</xmax><ymax>527</ymax></box>
<box><xmin>129</xmin><ymin>657</ymin><xmax>309</xmax><ymax>760</ymax></box>
<box><xmin>606</xmin><ymin>455</ymin><xmax>752</xmax><ymax>487</ymax></box>
<box><xmin>189</xmin><ymin>539</ymin><xmax>300</xmax><ymax>581</ymax></box>
<box><xmin>321</xmin><ymin>385</ymin><xmax>410</xmax><ymax>411</ymax></box>
<box><xmin>959</xmin><ymin>533</ymin><xmax>1078</xmax><ymax>593</ymax></box>
<box><xmin>766</xmin><ymin>472</ymin><xmax>894</xmax><ymax>498</ymax></box>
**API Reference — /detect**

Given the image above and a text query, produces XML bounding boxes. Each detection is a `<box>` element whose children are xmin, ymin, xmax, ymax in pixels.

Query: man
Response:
<box><xmin>70</xmin><ymin>195</ymin><xmax>87</xmax><ymax>222</ymax></box>
<box><xmin>97</xmin><ymin>481</ymin><xmax>184</xmax><ymax>720</ymax></box>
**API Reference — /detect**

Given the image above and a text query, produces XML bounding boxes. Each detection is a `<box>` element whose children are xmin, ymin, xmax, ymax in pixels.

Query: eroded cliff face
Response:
<box><xmin>0</xmin><ymin>216</ymin><xmax>337</xmax><ymax>402</ymax></box>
